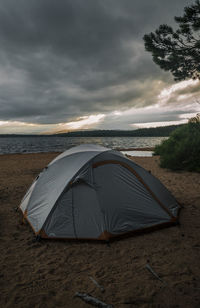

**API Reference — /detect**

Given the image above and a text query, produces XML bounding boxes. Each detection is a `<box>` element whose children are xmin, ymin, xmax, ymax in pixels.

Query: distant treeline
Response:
<box><xmin>57</xmin><ymin>125</ymin><xmax>185</xmax><ymax>137</ymax></box>
<box><xmin>0</xmin><ymin>124</ymin><xmax>185</xmax><ymax>137</ymax></box>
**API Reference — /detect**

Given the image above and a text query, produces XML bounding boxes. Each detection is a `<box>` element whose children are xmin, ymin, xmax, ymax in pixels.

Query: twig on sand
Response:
<box><xmin>145</xmin><ymin>263</ymin><xmax>166</xmax><ymax>284</ymax></box>
<box><xmin>89</xmin><ymin>276</ymin><xmax>105</xmax><ymax>293</ymax></box>
<box><xmin>74</xmin><ymin>292</ymin><xmax>113</xmax><ymax>308</ymax></box>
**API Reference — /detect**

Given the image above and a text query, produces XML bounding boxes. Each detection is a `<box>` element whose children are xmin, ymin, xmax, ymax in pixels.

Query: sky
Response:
<box><xmin>0</xmin><ymin>0</ymin><xmax>199</xmax><ymax>134</ymax></box>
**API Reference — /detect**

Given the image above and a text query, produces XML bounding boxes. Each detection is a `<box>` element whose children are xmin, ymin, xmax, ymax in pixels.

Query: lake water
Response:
<box><xmin>0</xmin><ymin>136</ymin><xmax>167</xmax><ymax>155</ymax></box>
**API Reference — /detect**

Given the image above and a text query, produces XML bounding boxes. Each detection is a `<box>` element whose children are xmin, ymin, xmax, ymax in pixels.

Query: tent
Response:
<box><xmin>20</xmin><ymin>144</ymin><xmax>180</xmax><ymax>240</ymax></box>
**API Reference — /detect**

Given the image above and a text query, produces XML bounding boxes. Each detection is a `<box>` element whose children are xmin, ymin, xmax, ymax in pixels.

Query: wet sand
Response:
<box><xmin>0</xmin><ymin>152</ymin><xmax>200</xmax><ymax>308</ymax></box>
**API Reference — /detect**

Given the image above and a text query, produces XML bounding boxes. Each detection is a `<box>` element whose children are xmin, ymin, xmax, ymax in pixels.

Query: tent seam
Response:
<box><xmin>71</xmin><ymin>186</ymin><xmax>78</xmax><ymax>238</ymax></box>
<box><xmin>93</xmin><ymin>160</ymin><xmax>175</xmax><ymax>219</ymax></box>
<box><xmin>40</xmin><ymin>150</ymin><xmax>112</xmax><ymax>234</ymax></box>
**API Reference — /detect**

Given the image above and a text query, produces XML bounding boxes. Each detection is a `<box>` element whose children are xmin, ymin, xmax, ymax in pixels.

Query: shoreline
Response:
<box><xmin>0</xmin><ymin>147</ymin><xmax>155</xmax><ymax>156</ymax></box>
<box><xmin>116</xmin><ymin>147</ymin><xmax>154</xmax><ymax>151</ymax></box>
<box><xmin>0</xmin><ymin>153</ymin><xmax>200</xmax><ymax>307</ymax></box>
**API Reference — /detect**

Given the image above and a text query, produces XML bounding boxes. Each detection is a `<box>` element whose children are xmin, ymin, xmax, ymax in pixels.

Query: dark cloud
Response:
<box><xmin>0</xmin><ymin>0</ymin><xmax>195</xmax><ymax>128</ymax></box>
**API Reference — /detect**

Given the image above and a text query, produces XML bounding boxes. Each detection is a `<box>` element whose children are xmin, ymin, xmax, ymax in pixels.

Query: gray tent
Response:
<box><xmin>20</xmin><ymin>144</ymin><xmax>180</xmax><ymax>240</ymax></box>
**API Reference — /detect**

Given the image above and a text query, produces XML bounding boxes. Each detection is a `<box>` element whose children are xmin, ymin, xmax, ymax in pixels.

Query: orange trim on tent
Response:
<box><xmin>33</xmin><ymin>219</ymin><xmax>178</xmax><ymax>241</ymax></box>
<box><xmin>19</xmin><ymin>207</ymin><xmax>40</xmax><ymax>235</ymax></box>
<box><xmin>92</xmin><ymin>160</ymin><xmax>175</xmax><ymax>219</ymax></box>
<box><xmin>97</xmin><ymin>218</ymin><xmax>178</xmax><ymax>241</ymax></box>
<box><xmin>18</xmin><ymin>207</ymin><xmax>179</xmax><ymax>241</ymax></box>
<box><xmin>18</xmin><ymin>158</ymin><xmax>180</xmax><ymax>241</ymax></box>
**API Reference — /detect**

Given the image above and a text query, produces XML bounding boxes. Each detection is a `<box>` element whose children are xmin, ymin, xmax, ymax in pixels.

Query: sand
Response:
<box><xmin>0</xmin><ymin>152</ymin><xmax>200</xmax><ymax>308</ymax></box>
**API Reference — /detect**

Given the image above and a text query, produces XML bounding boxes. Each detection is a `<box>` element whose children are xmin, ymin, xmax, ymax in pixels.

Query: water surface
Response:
<box><xmin>0</xmin><ymin>136</ymin><xmax>167</xmax><ymax>155</ymax></box>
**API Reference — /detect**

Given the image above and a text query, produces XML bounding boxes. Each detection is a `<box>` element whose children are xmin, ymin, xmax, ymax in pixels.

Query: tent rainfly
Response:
<box><xmin>20</xmin><ymin>144</ymin><xmax>180</xmax><ymax>240</ymax></box>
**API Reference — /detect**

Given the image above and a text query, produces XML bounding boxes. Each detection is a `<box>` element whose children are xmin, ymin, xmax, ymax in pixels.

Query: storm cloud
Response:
<box><xmin>0</xmin><ymin>0</ymin><xmax>199</xmax><ymax>132</ymax></box>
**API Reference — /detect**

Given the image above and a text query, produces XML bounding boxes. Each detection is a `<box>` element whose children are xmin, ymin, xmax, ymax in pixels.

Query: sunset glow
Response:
<box><xmin>51</xmin><ymin>114</ymin><xmax>105</xmax><ymax>133</ymax></box>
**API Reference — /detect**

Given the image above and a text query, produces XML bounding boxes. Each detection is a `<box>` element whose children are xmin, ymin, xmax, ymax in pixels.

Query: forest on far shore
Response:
<box><xmin>0</xmin><ymin>124</ymin><xmax>184</xmax><ymax>137</ymax></box>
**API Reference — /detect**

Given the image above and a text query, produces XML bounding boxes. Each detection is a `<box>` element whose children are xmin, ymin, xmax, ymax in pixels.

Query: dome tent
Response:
<box><xmin>20</xmin><ymin>144</ymin><xmax>180</xmax><ymax>240</ymax></box>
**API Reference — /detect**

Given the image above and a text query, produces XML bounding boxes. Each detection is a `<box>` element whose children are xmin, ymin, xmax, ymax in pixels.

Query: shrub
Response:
<box><xmin>154</xmin><ymin>115</ymin><xmax>200</xmax><ymax>172</ymax></box>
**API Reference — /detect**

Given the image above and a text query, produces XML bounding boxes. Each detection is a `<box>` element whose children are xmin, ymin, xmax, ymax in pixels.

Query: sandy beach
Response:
<box><xmin>0</xmin><ymin>152</ymin><xmax>200</xmax><ymax>308</ymax></box>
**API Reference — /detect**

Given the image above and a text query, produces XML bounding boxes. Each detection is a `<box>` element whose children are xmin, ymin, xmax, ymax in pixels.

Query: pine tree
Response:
<box><xmin>143</xmin><ymin>0</ymin><xmax>200</xmax><ymax>81</ymax></box>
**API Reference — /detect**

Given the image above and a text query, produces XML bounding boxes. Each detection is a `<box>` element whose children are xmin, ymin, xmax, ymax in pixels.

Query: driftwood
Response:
<box><xmin>74</xmin><ymin>292</ymin><xmax>113</xmax><ymax>308</ymax></box>
<box><xmin>145</xmin><ymin>263</ymin><xmax>166</xmax><ymax>284</ymax></box>
<box><xmin>89</xmin><ymin>276</ymin><xmax>105</xmax><ymax>293</ymax></box>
